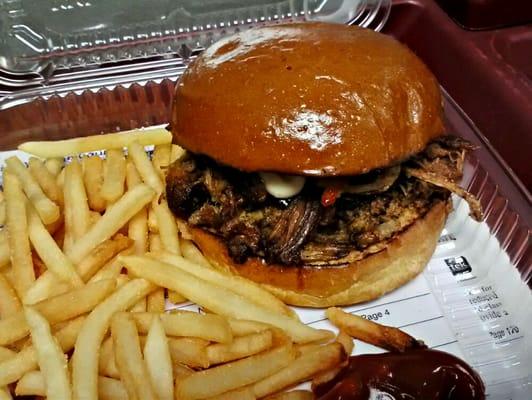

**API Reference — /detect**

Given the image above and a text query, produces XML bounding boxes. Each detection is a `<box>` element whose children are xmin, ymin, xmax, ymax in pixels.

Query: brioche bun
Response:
<box><xmin>172</xmin><ymin>22</ymin><xmax>444</xmax><ymax>176</ymax></box>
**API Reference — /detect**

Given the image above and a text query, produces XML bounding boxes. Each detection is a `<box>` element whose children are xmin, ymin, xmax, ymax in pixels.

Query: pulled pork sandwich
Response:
<box><xmin>166</xmin><ymin>22</ymin><xmax>482</xmax><ymax>307</ymax></box>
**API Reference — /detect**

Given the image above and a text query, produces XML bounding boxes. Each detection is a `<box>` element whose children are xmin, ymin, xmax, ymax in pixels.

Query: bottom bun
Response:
<box><xmin>189</xmin><ymin>200</ymin><xmax>449</xmax><ymax>307</ymax></box>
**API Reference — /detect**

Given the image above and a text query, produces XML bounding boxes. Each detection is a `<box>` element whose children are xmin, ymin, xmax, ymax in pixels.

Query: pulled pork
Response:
<box><xmin>166</xmin><ymin>135</ymin><xmax>481</xmax><ymax>266</ymax></box>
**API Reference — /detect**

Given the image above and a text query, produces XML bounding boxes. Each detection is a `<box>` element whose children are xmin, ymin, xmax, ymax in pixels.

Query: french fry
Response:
<box><xmin>15</xmin><ymin>371</ymin><xmax>128</xmax><ymax>400</ymax></box>
<box><xmin>205</xmin><ymin>386</ymin><xmax>256</xmax><ymax>400</ymax></box>
<box><xmin>25</xmin><ymin>235</ymin><xmax>132</xmax><ymax>304</ymax></box>
<box><xmin>88</xmin><ymin>247</ymin><xmax>133</xmax><ymax>283</ymax></box>
<box><xmin>101</xmin><ymin>148</ymin><xmax>126</xmax><ymax>203</ymax></box>
<box><xmin>45</xmin><ymin>158</ymin><xmax>63</xmax><ymax>177</ymax></box>
<box><xmin>111</xmin><ymin>312</ymin><xmax>158</xmax><ymax>400</ymax></box>
<box><xmin>336</xmin><ymin>330</ymin><xmax>354</xmax><ymax>356</ymax></box>
<box><xmin>65</xmin><ymin>159</ymin><xmax>91</xmax><ymax>243</ymax></box>
<box><xmin>0</xmin><ymin>232</ymin><xmax>9</xmax><ymax>269</ymax></box>
<box><xmin>121</xmin><ymin>255</ymin><xmax>329</xmax><ymax>344</ymax></box>
<box><xmin>98</xmin><ymin>376</ymin><xmax>129</xmax><ymax>400</ymax></box>
<box><xmin>149</xmin><ymin>232</ymin><xmax>162</xmax><ymax>251</ymax></box>
<box><xmin>5</xmin><ymin>157</ymin><xmax>60</xmax><ymax>224</ymax></box>
<box><xmin>0</xmin><ymin>347</ymin><xmax>15</xmax><ymax>362</ymax></box>
<box><xmin>176</xmin><ymin>344</ymin><xmax>296</xmax><ymax>400</ymax></box>
<box><xmin>154</xmin><ymin>200</ymin><xmax>181</xmax><ymax>255</ymax></box>
<box><xmin>4</xmin><ymin>172</ymin><xmax>35</xmax><ymax>297</ymax></box>
<box><xmin>144</xmin><ymin>316</ymin><xmax>174</xmax><ymax>400</ymax></box>
<box><xmin>72</xmin><ymin>279</ymin><xmax>155</xmax><ymax>400</ymax></box>
<box><xmin>148</xmin><ymin>205</ymin><xmax>159</xmax><ymax>233</ymax></box>
<box><xmin>132</xmin><ymin>311</ymin><xmax>232</xmax><ymax>343</ymax></box>
<box><xmin>99</xmin><ymin>337</ymin><xmax>119</xmax><ymax>378</ymax></box>
<box><xmin>181</xmin><ymin>239</ymin><xmax>212</xmax><ymax>268</ymax></box>
<box><xmin>168</xmin><ymin>337</ymin><xmax>210</xmax><ymax>369</ymax></box>
<box><xmin>23</xmin><ymin>307</ymin><xmax>71</xmax><ymax>400</ymax></box>
<box><xmin>0</xmin><ymin>315</ymin><xmax>85</xmax><ymax>386</ymax></box>
<box><xmin>157</xmin><ymin>253</ymin><xmax>295</xmax><ymax>319</ymax></box>
<box><xmin>0</xmin><ymin>200</ymin><xmax>4</xmax><ymax>227</ymax></box>
<box><xmin>170</xmin><ymin>144</ymin><xmax>186</xmax><ymax>163</ymax></box>
<box><xmin>207</xmin><ymin>330</ymin><xmax>273</xmax><ymax>365</ymax></box>
<box><xmin>66</xmin><ymin>184</ymin><xmax>155</xmax><ymax>265</ymax></box>
<box><xmin>0</xmin><ymin>272</ymin><xmax>22</xmax><ymax>318</ymax></box>
<box><xmin>228</xmin><ymin>319</ymin><xmax>273</xmax><ymax>337</ymax></box>
<box><xmin>0</xmin><ymin>279</ymin><xmax>115</xmax><ymax>346</ymax></box>
<box><xmin>326</xmin><ymin>307</ymin><xmax>421</xmax><ymax>352</ymax></box>
<box><xmin>126</xmin><ymin>161</ymin><xmax>149</xmax><ymax>255</ymax></box>
<box><xmin>27</xmin><ymin>205</ymin><xmax>83</xmax><ymax>288</ymax></box>
<box><xmin>128</xmin><ymin>141</ymin><xmax>164</xmax><ymax>195</ymax></box>
<box><xmin>147</xmin><ymin>288</ymin><xmax>165</xmax><ymax>313</ymax></box>
<box><xmin>82</xmin><ymin>156</ymin><xmax>106</xmax><ymax>212</ymax></box>
<box><xmin>152</xmin><ymin>143</ymin><xmax>172</xmax><ymax>170</ymax></box>
<box><xmin>0</xmin><ymin>388</ymin><xmax>11</xmax><ymax>400</ymax></box>
<box><xmin>252</xmin><ymin>343</ymin><xmax>345</xmax><ymax>398</ymax></box>
<box><xmin>28</xmin><ymin>157</ymin><xmax>63</xmax><ymax>206</ymax></box>
<box><xmin>173</xmin><ymin>363</ymin><xmax>194</xmax><ymax>379</ymax></box>
<box><xmin>266</xmin><ymin>390</ymin><xmax>314</xmax><ymax>400</ymax></box>
<box><xmin>19</xmin><ymin>128</ymin><xmax>172</xmax><ymax>158</ymax></box>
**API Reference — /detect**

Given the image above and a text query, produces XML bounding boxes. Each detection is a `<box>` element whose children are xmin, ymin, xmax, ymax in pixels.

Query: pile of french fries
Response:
<box><xmin>0</xmin><ymin>129</ymin><xmax>406</xmax><ymax>400</ymax></box>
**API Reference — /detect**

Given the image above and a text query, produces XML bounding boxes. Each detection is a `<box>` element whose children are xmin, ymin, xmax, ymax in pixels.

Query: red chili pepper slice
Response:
<box><xmin>321</xmin><ymin>187</ymin><xmax>341</xmax><ymax>207</ymax></box>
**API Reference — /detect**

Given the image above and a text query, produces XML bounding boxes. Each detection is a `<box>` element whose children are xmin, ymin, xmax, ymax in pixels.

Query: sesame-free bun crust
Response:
<box><xmin>188</xmin><ymin>201</ymin><xmax>448</xmax><ymax>307</ymax></box>
<box><xmin>172</xmin><ymin>22</ymin><xmax>444</xmax><ymax>176</ymax></box>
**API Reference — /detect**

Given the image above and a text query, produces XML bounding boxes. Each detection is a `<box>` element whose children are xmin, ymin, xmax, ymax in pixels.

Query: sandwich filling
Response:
<box><xmin>166</xmin><ymin>135</ymin><xmax>481</xmax><ymax>266</ymax></box>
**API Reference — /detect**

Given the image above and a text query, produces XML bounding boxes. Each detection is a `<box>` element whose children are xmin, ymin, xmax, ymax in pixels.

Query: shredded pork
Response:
<box><xmin>166</xmin><ymin>135</ymin><xmax>481</xmax><ymax>266</ymax></box>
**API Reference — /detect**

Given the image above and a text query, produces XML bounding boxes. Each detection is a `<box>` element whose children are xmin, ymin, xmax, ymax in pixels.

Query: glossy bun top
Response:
<box><xmin>171</xmin><ymin>22</ymin><xmax>444</xmax><ymax>176</ymax></box>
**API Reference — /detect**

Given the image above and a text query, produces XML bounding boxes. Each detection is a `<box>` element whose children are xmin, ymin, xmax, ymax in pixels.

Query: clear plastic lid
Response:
<box><xmin>0</xmin><ymin>0</ymin><xmax>391</xmax><ymax>87</ymax></box>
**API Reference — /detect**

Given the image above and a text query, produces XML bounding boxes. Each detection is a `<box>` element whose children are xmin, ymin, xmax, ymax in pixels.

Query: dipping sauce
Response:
<box><xmin>314</xmin><ymin>349</ymin><xmax>485</xmax><ymax>400</ymax></box>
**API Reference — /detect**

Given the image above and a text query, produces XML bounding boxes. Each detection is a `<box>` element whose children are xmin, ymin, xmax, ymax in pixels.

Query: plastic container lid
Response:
<box><xmin>0</xmin><ymin>0</ymin><xmax>391</xmax><ymax>96</ymax></box>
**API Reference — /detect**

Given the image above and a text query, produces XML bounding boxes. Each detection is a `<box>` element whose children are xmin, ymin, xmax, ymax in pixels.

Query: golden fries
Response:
<box><xmin>143</xmin><ymin>315</ymin><xmax>174</xmax><ymax>400</ymax></box>
<box><xmin>102</xmin><ymin>148</ymin><xmax>126</xmax><ymax>203</ymax></box>
<box><xmin>19</xmin><ymin>128</ymin><xmax>172</xmax><ymax>158</ymax></box>
<box><xmin>177</xmin><ymin>344</ymin><xmax>296</xmax><ymax>400</ymax></box>
<box><xmin>111</xmin><ymin>312</ymin><xmax>158</xmax><ymax>400</ymax></box>
<box><xmin>64</xmin><ymin>159</ymin><xmax>91</xmax><ymax>246</ymax></box>
<box><xmin>326</xmin><ymin>307</ymin><xmax>420</xmax><ymax>352</ymax></box>
<box><xmin>207</xmin><ymin>330</ymin><xmax>273</xmax><ymax>365</ymax></box>
<box><xmin>66</xmin><ymin>184</ymin><xmax>155</xmax><ymax>264</ymax></box>
<box><xmin>45</xmin><ymin>158</ymin><xmax>63</xmax><ymax>176</ymax></box>
<box><xmin>157</xmin><ymin>253</ymin><xmax>294</xmax><ymax>318</ymax></box>
<box><xmin>27</xmin><ymin>204</ymin><xmax>83</xmax><ymax>288</ymax></box>
<box><xmin>132</xmin><ymin>312</ymin><xmax>232</xmax><ymax>343</ymax></box>
<box><xmin>28</xmin><ymin>157</ymin><xmax>63</xmax><ymax>206</ymax></box>
<box><xmin>121</xmin><ymin>255</ymin><xmax>329</xmax><ymax>344</ymax></box>
<box><xmin>180</xmin><ymin>239</ymin><xmax>212</xmax><ymax>268</ymax></box>
<box><xmin>0</xmin><ymin>232</ymin><xmax>10</xmax><ymax>270</ymax></box>
<box><xmin>126</xmin><ymin>161</ymin><xmax>149</xmax><ymax>254</ymax></box>
<box><xmin>0</xmin><ymin>316</ymin><xmax>85</xmax><ymax>386</ymax></box>
<box><xmin>153</xmin><ymin>200</ymin><xmax>181</xmax><ymax>255</ymax></box>
<box><xmin>24</xmin><ymin>307</ymin><xmax>72</xmax><ymax>400</ymax></box>
<box><xmin>82</xmin><ymin>156</ymin><xmax>106</xmax><ymax>212</ymax></box>
<box><xmin>0</xmin><ymin>272</ymin><xmax>21</xmax><ymax>318</ymax></box>
<box><xmin>4</xmin><ymin>172</ymin><xmax>35</xmax><ymax>297</ymax></box>
<box><xmin>5</xmin><ymin>157</ymin><xmax>60</xmax><ymax>225</ymax></box>
<box><xmin>168</xmin><ymin>337</ymin><xmax>210</xmax><ymax>368</ymax></box>
<box><xmin>128</xmin><ymin>141</ymin><xmax>164</xmax><ymax>195</ymax></box>
<box><xmin>254</xmin><ymin>343</ymin><xmax>345</xmax><ymax>398</ymax></box>
<box><xmin>15</xmin><ymin>371</ymin><xmax>128</xmax><ymax>400</ymax></box>
<box><xmin>72</xmin><ymin>279</ymin><xmax>155</xmax><ymax>400</ymax></box>
<box><xmin>0</xmin><ymin>279</ymin><xmax>115</xmax><ymax>346</ymax></box>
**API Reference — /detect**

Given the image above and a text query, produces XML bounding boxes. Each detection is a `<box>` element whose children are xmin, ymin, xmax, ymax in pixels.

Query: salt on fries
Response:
<box><xmin>0</xmin><ymin>129</ymin><xmax>406</xmax><ymax>400</ymax></box>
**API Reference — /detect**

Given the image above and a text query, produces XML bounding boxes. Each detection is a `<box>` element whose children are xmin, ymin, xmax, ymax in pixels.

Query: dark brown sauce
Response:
<box><xmin>313</xmin><ymin>349</ymin><xmax>485</xmax><ymax>400</ymax></box>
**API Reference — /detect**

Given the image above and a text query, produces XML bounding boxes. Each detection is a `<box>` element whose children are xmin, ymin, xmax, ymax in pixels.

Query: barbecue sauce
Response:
<box><xmin>313</xmin><ymin>348</ymin><xmax>485</xmax><ymax>400</ymax></box>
